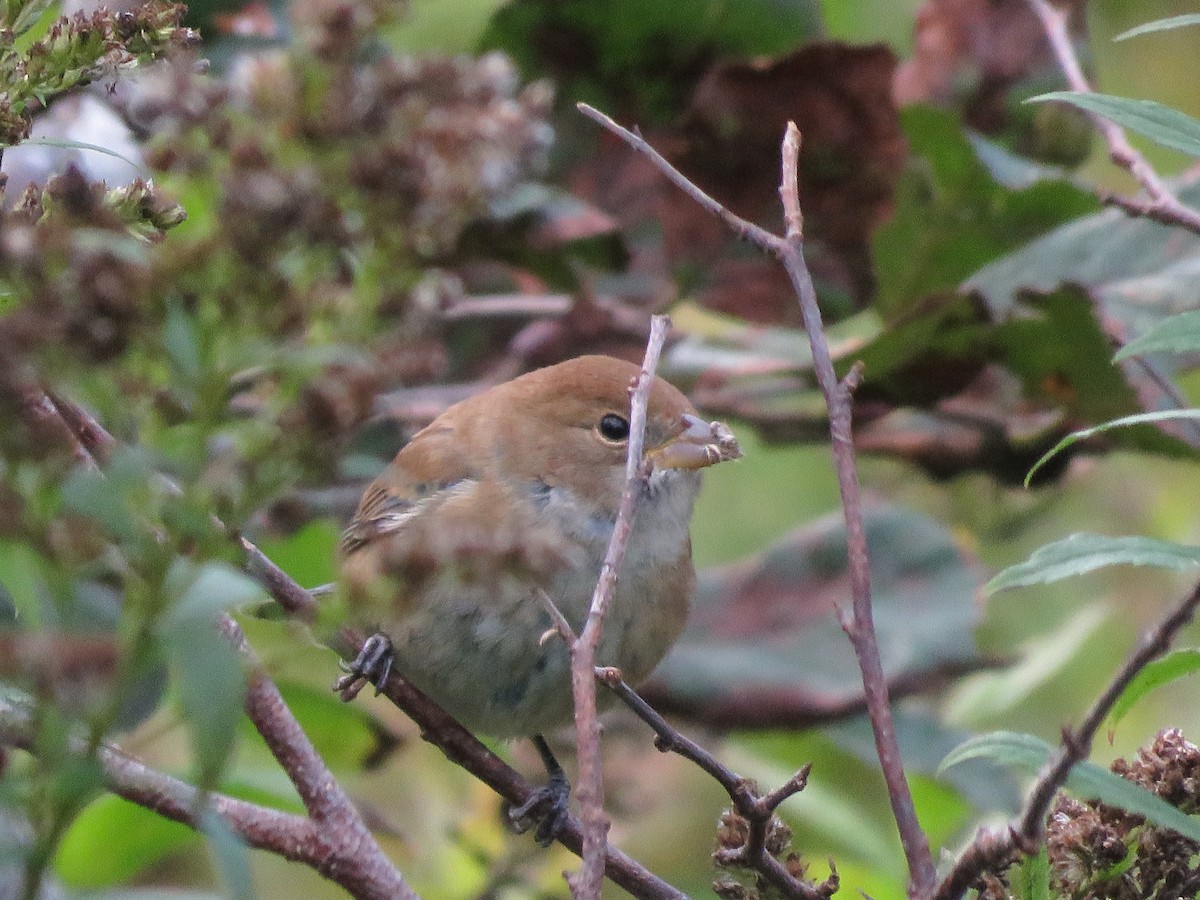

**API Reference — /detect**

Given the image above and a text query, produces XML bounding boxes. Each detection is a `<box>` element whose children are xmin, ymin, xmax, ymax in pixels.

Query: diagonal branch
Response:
<box><xmin>1028</xmin><ymin>0</ymin><xmax>1200</xmax><ymax>235</ymax></box>
<box><xmin>931</xmin><ymin>578</ymin><xmax>1200</xmax><ymax>900</ymax></box>
<box><xmin>0</xmin><ymin>687</ymin><xmax>416</xmax><ymax>900</ymax></box>
<box><xmin>339</xmin><ymin>628</ymin><xmax>688</xmax><ymax>900</ymax></box>
<box><xmin>577</xmin><ymin>103</ymin><xmax>938</xmax><ymax>898</ymax></box>
<box><xmin>602</xmin><ymin>673</ymin><xmax>834</xmax><ymax>900</ymax></box>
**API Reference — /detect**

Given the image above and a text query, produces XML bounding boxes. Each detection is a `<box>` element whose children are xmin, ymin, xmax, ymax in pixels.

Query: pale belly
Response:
<box><xmin>386</xmin><ymin>557</ymin><xmax>691</xmax><ymax>737</ymax></box>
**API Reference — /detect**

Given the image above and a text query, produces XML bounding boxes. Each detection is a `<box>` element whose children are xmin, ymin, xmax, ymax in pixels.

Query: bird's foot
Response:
<box><xmin>334</xmin><ymin>633</ymin><xmax>394</xmax><ymax>701</ymax></box>
<box><xmin>507</xmin><ymin>767</ymin><xmax>571</xmax><ymax>847</ymax></box>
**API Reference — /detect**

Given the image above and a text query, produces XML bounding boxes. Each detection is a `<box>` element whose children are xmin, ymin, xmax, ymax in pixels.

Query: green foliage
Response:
<box><xmin>987</xmin><ymin>533</ymin><xmax>1200</xmax><ymax>593</ymax></box>
<box><xmin>1114</xmin><ymin>14</ymin><xmax>1200</xmax><ymax>40</ymax></box>
<box><xmin>1107</xmin><ymin>649</ymin><xmax>1200</xmax><ymax>731</ymax></box>
<box><xmin>1008</xmin><ymin>848</ymin><xmax>1051</xmax><ymax>900</ymax></box>
<box><xmin>1113</xmin><ymin>309</ymin><xmax>1200</xmax><ymax>360</ymax></box>
<box><xmin>55</xmin><ymin>794</ymin><xmax>199</xmax><ymax>888</ymax></box>
<box><xmin>1029</xmin><ymin>91</ymin><xmax>1200</xmax><ymax>158</ymax></box>
<box><xmin>0</xmin><ymin>1</ymin><xmax>197</xmax><ymax>146</ymax></box>
<box><xmin>940</xmin><ymin>731</ymin><xmax>1200</xmax><ymax>843</ymax></box>
<box><xmin>1025</xmin><ymin>409</ymin><xmax>1200</xmax><ymax>484</ymax></box>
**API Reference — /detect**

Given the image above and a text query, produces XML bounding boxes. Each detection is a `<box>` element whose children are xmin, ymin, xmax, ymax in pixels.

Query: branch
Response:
<box><xmin>569</xmin><ymin>314</ymin><xmax>670</xmax><ymax>898</ymax></box>
<box><xmin>12</xmin><ymin>388</ymin><xmax>413</xmax><ymax>898</ymax></box>
<box><xmin>602</xmin><ymin>673</ymin><xmax>834</xmax><ymax>900</ymax></box>
<box><xmin>339</xmin><ymin>628</ymin><xmax>688</xmax><ymax>900</ymax></box>
<box><xmin>577</xmin><ymin>103</ymin><xmax>938</xmax><ymax>897</ymax></box>
<box><xmin>931</xmin><ymin>578</ymin><xmax>1200</xmax><ymax>900</ymax></box>
<box><xmin>1028</xmin><ymin>0</ymin><xmax>1200</xmax><ymax>236</ymax></box>
<box><xmin>0</xmin><ymin>695</ymin><xmax>417</xmax><ymax>900</ymax></box>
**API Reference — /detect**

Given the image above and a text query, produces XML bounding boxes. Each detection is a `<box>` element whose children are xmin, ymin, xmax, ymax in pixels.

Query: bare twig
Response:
<box><xmin>931</xmin><ymin>578</ymin><xmax>1200</xmax><ymax>900</ymax></box>
<box><xmin>0</xmin><ymin>695</ymin><xmax>417</xmax><ymax>900</ymax></box>
<box><xmin>1028</xmin><ymin>0</ymin><xmax>1200</xmax><ymax>236</ymax></box>
<box><xmin>438</xmin><ymin>293</ymin><xmax>574</xmax><ymax>321</ymax></box>
<box><xmin>570</xmin><ymin>313</ymin><xmax>670</xmax><ymax>898</ymax></box>
<box><xmin>577</xmin><ymin>103</ymin><xmax>938</xmax><ymax>897</ymax></box>
<box><xmin>14</xmin><ymin>390</ymin><xmax>415</xmax><ymax>898</ymax></box>
<box><xmin>340</xmin><ymin>629</ymin><xmax>688</xmax><ymax>900</ymax></box>
<box><xmin>602</xmin><ymin>674</ymin><xmax>832</xmax><ymax>900</ymax></box>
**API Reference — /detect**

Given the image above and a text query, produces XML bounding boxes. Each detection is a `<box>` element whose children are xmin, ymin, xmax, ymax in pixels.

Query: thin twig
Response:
<box><xmin>931</xmin><ymin>578</ymin><xmax>1200</xmax><ymax>900</ymax></box>
<box><xmin>577</xmin><ymin>103</ymin><xmax>938</xmax><ymax>897</ymax></box>
<box><xmin>0</xmin><ymin>695</ymin><xmax>417</xmax><ymax>900</ymax></box>
<box><xmin>17</xmin><ymin>391</ymin><xmax>416</xmax><ymax>898</ymax></box>
<box><xmin>1028</xmin><ymin>0</ymin><xmax>1200</xmax><ymax>235</ymax></box>
<box><xmin>570</xmin><ymin>313</ymin><xmax>670</xmax><ymax>898</ymax></box>
<box><xmin>602</xmin><ymin>674</ymin><xmax>831</xmax><ymax>900</ymax></box>
<box><xmin>341</xmin><ymin>629</ymin><xmax>688</xmax><ymax>900</ymax></box>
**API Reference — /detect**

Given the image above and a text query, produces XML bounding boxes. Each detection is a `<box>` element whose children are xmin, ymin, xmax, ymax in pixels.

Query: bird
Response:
<box><xmin>334</xmin><ymin>354</ymin><xmax>741</xmax><ymax>842</ymax></box>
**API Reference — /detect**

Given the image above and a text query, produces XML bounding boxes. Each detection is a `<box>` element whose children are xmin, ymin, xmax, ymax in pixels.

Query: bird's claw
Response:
<box><xmin>334</xmin><ymin>633</ymin><xmax>395</xmax><ymax>701</ymax></box>
<box><xmin>507</xmin><ymin>768</ymin><xmax>571</xmax><ymax>847</ymax></box>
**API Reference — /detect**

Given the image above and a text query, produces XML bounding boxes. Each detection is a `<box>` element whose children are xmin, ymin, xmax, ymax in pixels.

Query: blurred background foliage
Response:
<box><xmin>2</xmin><ymin>0</ymin><xmax>1200</xmax><ymax>897</ymax></box>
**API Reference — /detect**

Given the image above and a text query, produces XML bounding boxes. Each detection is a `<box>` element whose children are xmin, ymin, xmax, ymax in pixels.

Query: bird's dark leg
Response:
<box><xmin>334</xmin><ymin>633</ymin><xmax>395</xmax><ymax>701</ymax></box>
<box><xmin>507</xmin><ymin>734</ymin><xmax>571</xmax><ymax>846</ymax></box>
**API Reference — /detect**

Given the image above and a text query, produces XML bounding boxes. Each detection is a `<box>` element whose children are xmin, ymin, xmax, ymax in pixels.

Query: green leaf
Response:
<box><xmin>1113</xmin><ymin>309</ymin><xmax>1200</xmax><ymax>360</ymax></box>
<box><xmin>12</xmin><ymin>136</ymin><xmax>147</xmax><ymax>172</ymax></box>
<box><xmin>200</xmin><ymin>808</ymin><xmax>254</xmax><ymax>900</ymax></box>
<box><xmin>987</xmin><ymin>533</ymin><xmax>1200</xmax><ymax>593</ymax></box>
<box><xmin>256</xmin><ymin>520</ymin><xmax>340</xmax><ymax>591</ymax></box>
<box><xmin>1025</xmin><ymin>410</ymin><xmax>1200</xmax><ymax>484</ymax></box>
<box><xmin>1009</xmin><ymin>846</ymin><xmax>1051</xmax><ymax>900</ymax></box>
<box><xmin>162</xmin><ymin>560</ymin><xmax>264</xmax><ymax>628</ymax></box>
<box><xmin>161</xmin><ymin>621</ymin><xmax>246</xmax><ymax>788</ymax></box>
<box><xmin>1108</xmin><ymin>649</ymin><xmax>1200</xmax><ymax>731</ymax></box>
<box><xmin>874</xmin><ymin>106</ymin><xmax>1097</xmax><ymax>319</ymax></box>
<box><xmin>164</xmin><ymin>300</ymin><xmax>202</xmax><ymax>384</ymax></box>
<box><xmin>1028</xmin><ymin>92</ymin><xmax>1200</xmax><ymax>158</ymax></box>
<box><xmin>55</xmin><ymin>794</ymin><xmax>199</xmax><ymax>888</ymax></box>
<box><xmin>1114</xmin><ymin>14</ymin><xmax>1200</xmax><ymax>41</ymax></box>
<box><xmin>5</xmin><ymin>0</ymin><xmax>54</xmax><ymax>36</ymax></box>
<box><xmin>158</xmin><ymin>561</ymin><xmax>256</xmax><ymax>789</ymax></box>
<box><xmin>0</xmin><ymin>542</ymin><xmax>46</xmax><ymax>626</ymax></box>
<box><xmin>940</xmin><ymin>731</ymin><xmax>1200</xmax><ymax>843</ymax></box>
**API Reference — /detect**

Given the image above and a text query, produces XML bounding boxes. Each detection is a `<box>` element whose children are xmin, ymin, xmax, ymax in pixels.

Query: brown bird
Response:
<box><xmin>336</xmin><ymin>354</ymin><xmax>740</xmax><ymax>841</ymax></box>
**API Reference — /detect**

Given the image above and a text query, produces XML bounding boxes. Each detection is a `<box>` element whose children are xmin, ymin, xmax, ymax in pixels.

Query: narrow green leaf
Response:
<box><xmin>12</xmin><ymin>136</ymin><xmax>147</xmax><ymax>172</ymax></box>
<box><xmin>1028</xmin><ymin>92</ymin><xmax>1200</xmax><ymax>158</ymax></box>
<box><xmin>987</xmin><ymin>533</ymin><xmax>1200</xmax><ymax>593</ymax></box>
<box><xmin>1108</xmin><ymin>649</ymin><xmax>1200</xmax><ymax>730</ymax></box>
<box><xmin>1114</xmin><ymin>309</ymin><xmax>1200</xmax><ymax>360</ymax></box>
<box><xmin>940</xmin><ymin>731</ymin><xmax>1200</xmax><ymax>842</ymax></box>
<box><xmin>6</xmin><ymin>0</ymin><xmax>54</xmax><ymax>36</ymax></box>
<box><xmin>1114</xmin><ymin>14</ymin><xmax>1200</xmax><ymax>41</ymax></box>
<box><xmin>159</xmin><ymin>620</ymin><xmax>246</xmax><ymax>788</ymax></box>
<box><xmin>1009</xmin><ymin>846</ymin><xmax>1051</xmax><ymax>900</ymax></box>
<box><xmin>164</xmin><ymin>301</ymin><xmax>202</xmax><ymax>383</ymax></box>
<box><xmin>200</xmin><ymin>809</ymin><xmax>254</xmax><ymax>900</ymax></box>
<box><xmin>1025</xmin><ymin>409</ymin><xmax>1200</xmax><ymax>485</ymax></box>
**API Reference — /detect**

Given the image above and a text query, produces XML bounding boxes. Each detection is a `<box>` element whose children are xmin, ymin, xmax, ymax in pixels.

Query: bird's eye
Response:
<box><xmin>597</xmin><ymin>413</ymin><xmax>630</xmax><ymax>442</ymax></box>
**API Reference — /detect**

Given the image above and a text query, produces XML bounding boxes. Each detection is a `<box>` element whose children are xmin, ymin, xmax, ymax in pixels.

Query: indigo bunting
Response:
<box><xmin>336</xmin><ymin>355</ymin><xmax>740</xmax><ymax>839</ymax></box>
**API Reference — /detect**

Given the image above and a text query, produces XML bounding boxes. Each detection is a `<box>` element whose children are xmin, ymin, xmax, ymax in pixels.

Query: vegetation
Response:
<box><xmin>3</xmin><ymin>0</ymin><xmax>1200</xmax><ymax>898</ymax></box>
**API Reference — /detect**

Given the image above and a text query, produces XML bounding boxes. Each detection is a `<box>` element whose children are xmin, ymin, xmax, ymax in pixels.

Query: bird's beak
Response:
<box><xmin>646</xmin><ymin>414</ymin><xmax>742</xmax><ymax>471</ymax></box>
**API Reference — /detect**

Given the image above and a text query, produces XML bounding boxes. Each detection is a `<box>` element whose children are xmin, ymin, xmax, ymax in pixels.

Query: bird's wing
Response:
<box><xmin>339</xmin><ymin>420</ymin><xmax>476</xmax><ymax>557</ymax></box>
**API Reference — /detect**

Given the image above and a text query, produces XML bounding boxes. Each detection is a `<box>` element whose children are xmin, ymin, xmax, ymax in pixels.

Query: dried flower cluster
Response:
<box><xmin>712</xmin><ymin>806</ymin><xmax>838</xmax><ymax>899</ymax></box>
<box><xmin>979</xmin><ymin>729</ymin><xmax>1200</xmax><ymax>899</ymax></box>
<box><xmin>0</xmin><ymin>1</ymin><xmax>197</xmax><ymax>145</ymax></box>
